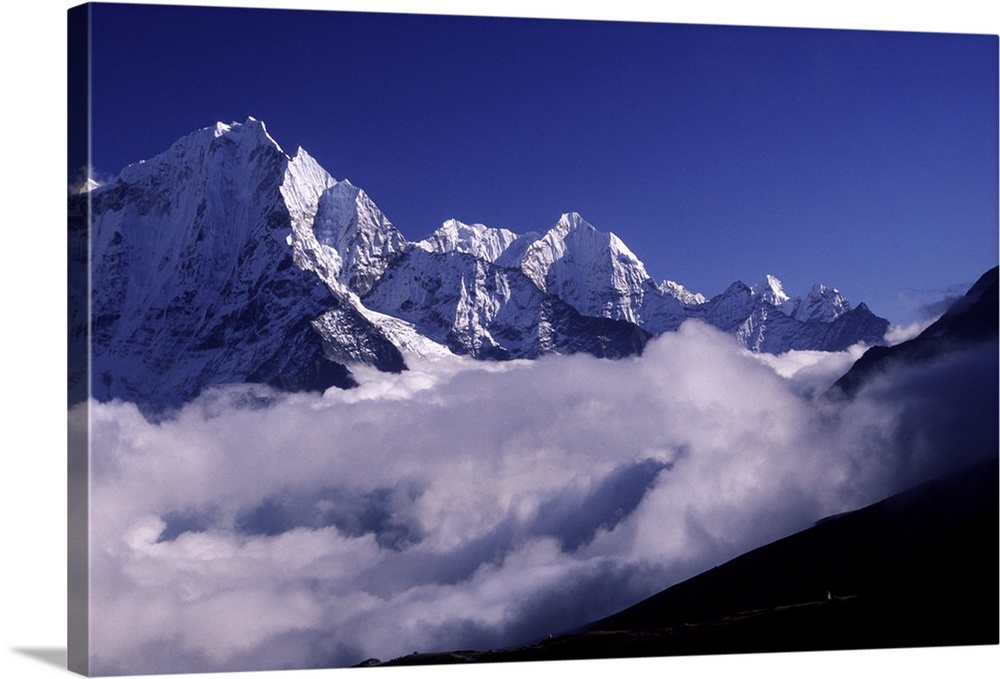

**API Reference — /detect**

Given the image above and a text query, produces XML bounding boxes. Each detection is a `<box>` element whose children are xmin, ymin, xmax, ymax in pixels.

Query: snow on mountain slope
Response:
<box><xmin>80</xmin><ymin>118</ymin><xmax>403</xmax><ymax>414</ymax></box>
<box><xmin>375</xmin><ymin>212</ymin><xmax>677</xmax><ymax>358</ymax></box>
<box><xmin>415</xmin><ymin>218</ymin><xmax>523</xmax><ymax>264</ymax></box>
<box><xmin>693</xmin><ymin>278</ymin><xmax>888</xmax><ymax>353</ymax></box>
<box><xmin>363</xmin><ymin>207</ymin><xmax>884</xmax><ymax>358</ymax></box>
<box><xmin>790</xmin><ymin>283</ymin><xmax>851</xmax><ymax>323</ymax></box>
<box><xmin>515</xmin><ymin>212</ymin><xmax>655</xmax><ymax>325</ymax></box>
<box><xmin>734</xmin><ymin>302</ymin><xmax>889</xmax><ymax>353</ymax></box>
<box><xmin>313</xmin><ymin>179</ymin><xmax>407</xmax><ymax>295</ymax></box>
<box><xmin>364</xmin><ymin>248</ymin><xmax>521</xmax><ymax>359</ymax></box>
<box><xmin>363</xmin><ymin>246</ymin><xmax>651</xmax><ymax>360</ymax></box>
<box><xmin>752</xmin><ymin>274</ymin><xmax>794</xmax><ymax>312</ymax></box>
<box><xmin>660</xmin><ymin>280</ymin><xmax>706</xmax><ymax>306</ymax></box>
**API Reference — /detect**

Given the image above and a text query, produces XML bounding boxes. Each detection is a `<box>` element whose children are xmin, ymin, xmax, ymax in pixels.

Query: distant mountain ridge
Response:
<box><xmin>70</xmin><ymin>118</ymin><xmax>892</xmax><ymax>412</ymax></box>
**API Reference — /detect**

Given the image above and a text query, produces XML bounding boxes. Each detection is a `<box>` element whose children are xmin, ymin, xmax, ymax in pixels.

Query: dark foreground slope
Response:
<box><xmin>829</xmin><ymin>266</ymin><xmax>998</xmax><ymax>399</ymax></box>
<box><xmin>366</xmin><ymin>457</ymin><xmax>998</xmax><ymax>666</ymax></box>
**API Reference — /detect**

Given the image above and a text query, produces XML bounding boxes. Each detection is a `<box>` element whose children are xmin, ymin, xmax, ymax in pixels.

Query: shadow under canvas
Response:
<box><xmin>12</xmin><ymin>648</ymin><xmax>68</xmax><ymax>670</ymax></box>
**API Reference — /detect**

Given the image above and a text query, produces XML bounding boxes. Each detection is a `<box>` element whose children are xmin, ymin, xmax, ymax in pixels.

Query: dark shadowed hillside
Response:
<box><xmin>367</xmin><ymin>457</ymin><xmax>998</xmax><ymax>666</ymax></box>
<box><xmin>829</xmin><ymin>266</ymin><xmax>998</xmax><ymax>400</ymax></box>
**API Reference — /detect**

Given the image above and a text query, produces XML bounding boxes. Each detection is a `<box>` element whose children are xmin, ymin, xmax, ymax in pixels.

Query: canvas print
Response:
<box><xmin>67</xmin><ymin>3</ymin><xmax>998</xmax><ymax>676</ymax></box>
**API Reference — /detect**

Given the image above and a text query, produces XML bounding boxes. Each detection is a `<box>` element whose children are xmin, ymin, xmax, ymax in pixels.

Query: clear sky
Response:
<box><xmin>84</xmin><ymin>2</ymin><xmax>998</xmax><ymax>327</ymax></box>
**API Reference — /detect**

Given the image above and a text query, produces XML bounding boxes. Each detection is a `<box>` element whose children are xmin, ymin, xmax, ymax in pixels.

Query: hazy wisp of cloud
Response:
<box><xmin>897</xmin><ymin>282</ymin><xmax>976</xmax><ymax>324</ymax></box>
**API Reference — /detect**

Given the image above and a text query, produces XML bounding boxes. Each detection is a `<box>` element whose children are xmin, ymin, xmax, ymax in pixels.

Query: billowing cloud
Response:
<box><xmin>884</xmin><ymin>320</ymin><xmax>934</xmax><ymax>345</ymax></box>
<box><xmin>747</xmin><ymin>343</ymin><xmax>869</xmax><ymax>397</ymax></box>
<box><xmin>78</xmin><ymin>320</ymin><xmax>997</xmax><ymax>674</ymax></box>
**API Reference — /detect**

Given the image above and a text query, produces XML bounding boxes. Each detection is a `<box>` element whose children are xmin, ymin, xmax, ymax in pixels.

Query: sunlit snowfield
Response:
<box><xmin>76</xmin><ymin>320</ymin><xmax>995</xmax><ymax>675</ymax></box>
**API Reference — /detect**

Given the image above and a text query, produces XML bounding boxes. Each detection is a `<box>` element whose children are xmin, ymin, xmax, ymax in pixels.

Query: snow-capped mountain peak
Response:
<box><xmin>792</xmin><ymin>282</ymin><xmax>851</xmax><ymax>323</ymax></box>
<box><xmin>415</xmin><ymin>218</ymin><xmax>520</xmax><ymax>263</ymax></box>
<box><xmin>234</xmin><ymin>115</ymin><xmax>282</xmax><ymax>149</ymax></box>
<box><xmin>311</xmin><ymin>179</ymin><xmax>407</xmax><ymax>296</ymax></box>
<box><xmin>753</xmin><ymin>274</ymin><xmax>790</xmax><ymax>304</ymax></box>
<box><xmin>659</xmin><ymin>280</ymin><xmax>706</xmax><ymax>305</ymax></box>
<box><xmin>515</xmin><ymin>212</ymin><xmax>655</xmax><ymax>324</ymax></box>
<box><xmin>743</xmin><ymin>276</ymin><xmax>852</xmax><ymax>323</ymax></box>
<box><xmin>557</xmin><ymin>211</ymin><xmax>591</xmax><ymax>231</ymax></box>
<box><xmin>76</xmin><ymin>118</ymin><xmax>408</xmax><ymax>413</ymax></box>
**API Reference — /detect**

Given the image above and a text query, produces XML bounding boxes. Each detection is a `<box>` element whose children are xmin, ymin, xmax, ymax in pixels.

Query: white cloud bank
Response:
<box><xmin>76</xmin><ymin>320</ymin><xmax>997</xmax><ymax>675</ymax></box>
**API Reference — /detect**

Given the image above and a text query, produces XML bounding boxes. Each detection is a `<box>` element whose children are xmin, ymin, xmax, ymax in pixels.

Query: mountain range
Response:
<box><xmin>69</xmin><ymin>118</ymin><xmax>891</xmax><ymax>412</ymax></box>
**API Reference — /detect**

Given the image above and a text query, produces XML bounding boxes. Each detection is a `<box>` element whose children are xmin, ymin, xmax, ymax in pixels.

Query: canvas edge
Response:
<box><xmin>67</xmin><ymin>3</ymin><xmax>91</xmax><ymax>676</ymax></box>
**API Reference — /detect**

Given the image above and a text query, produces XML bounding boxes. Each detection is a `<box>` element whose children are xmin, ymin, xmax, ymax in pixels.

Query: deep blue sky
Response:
<box><xmin>86</xmin><ymin>2</ymin><xmax>998</xmax><ymax>327</ymax></box>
